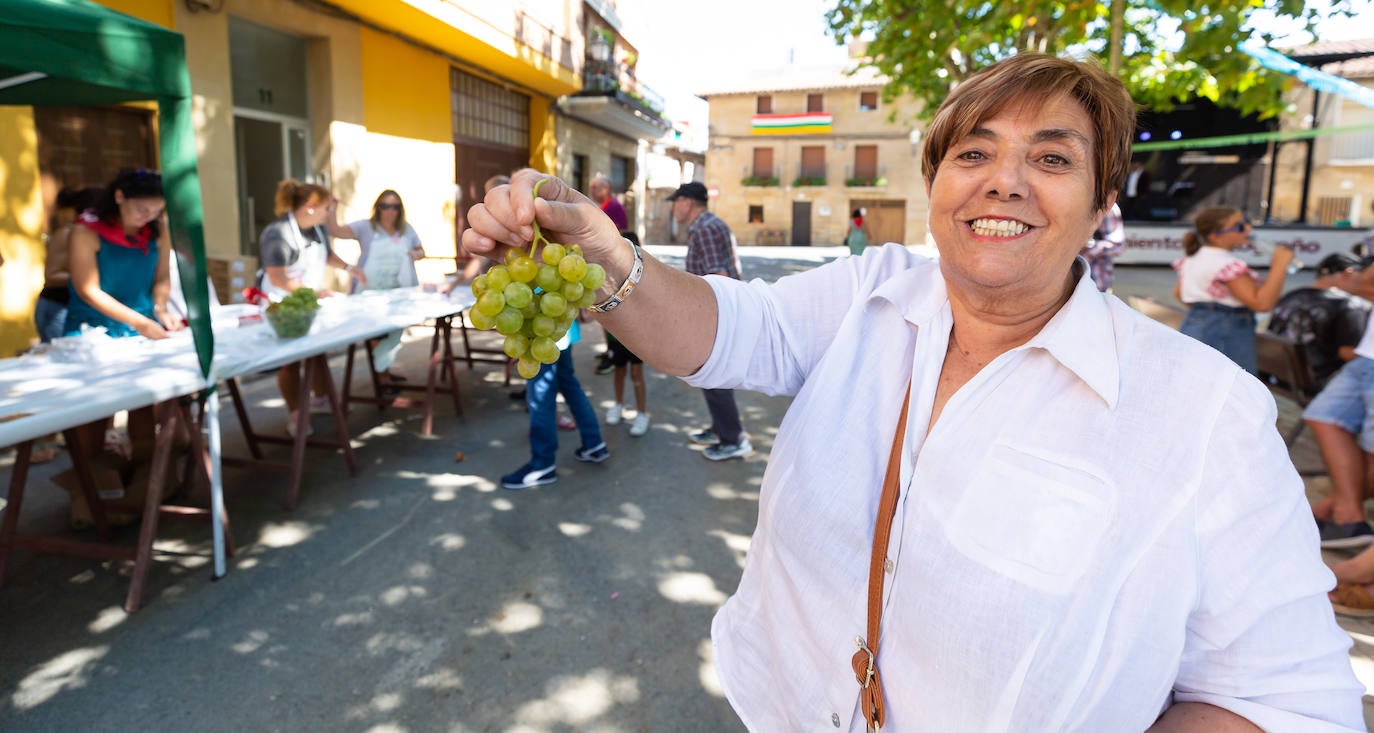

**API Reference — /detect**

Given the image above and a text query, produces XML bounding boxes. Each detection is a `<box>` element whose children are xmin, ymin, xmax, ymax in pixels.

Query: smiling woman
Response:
<box><xmin>462</xmin><ymin>53</ymin><xmax>1365</xmax><ymax>732</ymax></box>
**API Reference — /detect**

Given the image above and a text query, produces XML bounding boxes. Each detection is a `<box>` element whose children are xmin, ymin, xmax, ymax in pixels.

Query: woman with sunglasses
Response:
<box><xmin>1174</xmin><ymin>206</ymin><xmax>1295</xmax><ymax>374</ymax></box>
<box><xmin>327</xmin><ymin>189</ymin><xmax>425</xmax><ymax>383</ymax></box>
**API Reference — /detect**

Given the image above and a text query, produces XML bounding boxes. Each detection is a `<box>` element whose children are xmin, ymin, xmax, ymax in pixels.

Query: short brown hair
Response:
<box><xmin>920</xmin><ymin>53</ymin><xmax>1136</xmax><ymax>212</ymax></box>
<box><xmin>274</xmin><ymin>179</ymin><xmax>332</xmax><ymax>216</ymax></box>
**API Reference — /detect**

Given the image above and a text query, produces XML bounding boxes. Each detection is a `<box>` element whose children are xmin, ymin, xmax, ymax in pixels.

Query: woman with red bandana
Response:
<box><xmin>64</xmin><ymin>168</ymin><xmax>180</xmax><ymax>339</ymax></box>
<box><xmin>60</xmin><ymin>169</ymin><xmax>182</xmax><ymax>525</ymax></box>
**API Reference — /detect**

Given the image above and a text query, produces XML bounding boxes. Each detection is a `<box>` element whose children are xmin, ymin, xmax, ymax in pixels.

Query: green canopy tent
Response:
<box><xmin>0</xmin><ymin>0</ymin><xmax>225</xmax><ymax>577</ymax></box>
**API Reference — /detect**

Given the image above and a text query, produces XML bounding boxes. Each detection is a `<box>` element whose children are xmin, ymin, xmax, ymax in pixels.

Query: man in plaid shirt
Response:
<box><xmin>669</xmin><ymin>182</ymin><xmax>752</xmax><ymax>461</ymax></box>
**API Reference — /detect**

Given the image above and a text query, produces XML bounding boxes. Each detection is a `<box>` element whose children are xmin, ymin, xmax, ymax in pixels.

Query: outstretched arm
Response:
<box><xmin>462</xmin><ymin>169</ymin><xmax>718</xmax><ymax>377</ymax></box>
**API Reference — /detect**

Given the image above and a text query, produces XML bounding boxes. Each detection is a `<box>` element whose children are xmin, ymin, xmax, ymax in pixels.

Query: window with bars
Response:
<box><xmin>610</xmin><ymin>155</ymin><xmax>635</xmax><ymax>194</ymax></box>
<box><xmin>807</xmin><ymin>93</ymin><xmax>824</xmax><ymax>113</ymax></box>
<box><xmin>748</xmin><ymin>205</ymin><xmax>764</xmax><ymax>223</ymax></box>
<box><xmin>451</xmin><ymin>68</ymin><xmax>529</xmax><ymax>149</ymax></box>
<box><xmin>757</xmin><ymin>95</ymin><xmax>773</xmax><ymax>114</ymax></box>
<box><xmin>859</xmin><ymin>91</ymin><xmax>879</xmax><ymax>111</ymax></box>
<box><xmin>572</xmin><ymin>154</ymin><xmax>588</xmax><ymax>194</ymax></box>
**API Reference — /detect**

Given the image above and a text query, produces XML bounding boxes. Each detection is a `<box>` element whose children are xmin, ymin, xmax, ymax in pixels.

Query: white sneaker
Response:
<box><xmin>703</xmin><ymin>438</ymin><xmax>752</xmax><ymax>461</ymax></box>
<box><xmin>605</xmin><ymin>402</ymin><xmax>623</xmax><ymax>425</ymax></box>
<box><xmin>286</xmin><ymin>410</ymin><xmax>315</xmax><ymax>439</ymax></box>
<box><xmin>629</xmin><ymin>412</ymin><xmax>650</xmax><ymax>437</ymax></box>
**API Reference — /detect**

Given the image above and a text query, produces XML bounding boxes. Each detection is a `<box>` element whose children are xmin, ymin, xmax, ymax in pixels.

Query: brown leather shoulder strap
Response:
<box><xmin>851</xmin><ymin>382</ymin><xmax>911</xmax><ymax>730</ymax></box>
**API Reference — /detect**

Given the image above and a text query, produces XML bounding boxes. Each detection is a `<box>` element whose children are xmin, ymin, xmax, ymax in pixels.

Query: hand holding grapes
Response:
<box><xmin>462</xmin><ymin>169</ymin><xmax>635</xmax><ymax>296</ymax></box>
<box><xmin>465</xmin><ymin>176</ymin><xmax>614</xmax><ymax>378</ymax></box>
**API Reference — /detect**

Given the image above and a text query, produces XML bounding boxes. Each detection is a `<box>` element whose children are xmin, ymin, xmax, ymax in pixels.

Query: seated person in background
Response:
<box><xmin>1302</xmin><ymin>258</ymin><xmax>1374</xmax><ymax>549</ymax></box>
<box><xmin>1268</xmin><ymin>253</ymin><xmax>1372</xmax><ymax>388</ymax></box>
<box><xmin>36</xmin><ymin>186</ymin><xmax>103</xmax><ymax>343</ymax></box>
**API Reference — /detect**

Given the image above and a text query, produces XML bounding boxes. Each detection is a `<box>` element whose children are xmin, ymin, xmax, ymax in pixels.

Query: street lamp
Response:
<box><xmin>589</xmin><ymin>30</ymin><xmax>611</xmax><ymax>63</ymax></box>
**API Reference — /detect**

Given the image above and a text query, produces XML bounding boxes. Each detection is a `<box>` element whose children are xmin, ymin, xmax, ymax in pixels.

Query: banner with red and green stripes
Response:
<box><xmin>752</xmin><ymin>112</ymin><xmax>833</xmax><ymax>135</ymax></box>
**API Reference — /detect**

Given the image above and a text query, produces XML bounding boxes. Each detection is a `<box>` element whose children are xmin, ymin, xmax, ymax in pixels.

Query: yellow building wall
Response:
<box><xmin>0</xmin><ymin>109</ymin><xmax>44</xmax><ymax>356</ymax></box>
<box><xmin>359</xmin><ymin>29</ymin><xmax>450</xmax><ymax>144</ymax></box>
<box><xmin>530</xmin><ymin>97</ymin><xmax>558</xmax><ymax>174</ymax></box>
<box><xmin>99</xmin><ymin>0</ymin><xmax>175</xmax><ymax>28</ymax></box>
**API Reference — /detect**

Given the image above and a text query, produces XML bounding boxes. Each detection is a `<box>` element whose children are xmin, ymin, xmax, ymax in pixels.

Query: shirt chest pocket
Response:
<box><xmin>944</xmin><ymin>442</ymin><xmax>1116</xmax><ymax>595</ymax></box>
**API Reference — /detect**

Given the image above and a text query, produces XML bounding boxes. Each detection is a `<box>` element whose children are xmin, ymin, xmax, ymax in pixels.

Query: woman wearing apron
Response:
<box><xmin>258</xmin><ymin>179</ymin><xmax>364</xmax><ymax>435</ymax></box>
<box><xmin>330</xmin><ymin>189</ymin><xmax>425</xmax><ymax>385</ymax></box>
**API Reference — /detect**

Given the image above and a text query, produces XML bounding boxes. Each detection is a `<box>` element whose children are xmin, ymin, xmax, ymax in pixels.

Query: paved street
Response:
<box><xmin>1</xmin><ymin>246</ymin><xmax>1370</xmax><ymax>731</ymax></box>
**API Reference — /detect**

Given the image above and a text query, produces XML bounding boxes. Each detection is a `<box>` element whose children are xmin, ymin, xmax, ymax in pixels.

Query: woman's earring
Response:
<box><xmin>307</xmin><ymin>208</ymin><xmax>316</xmax><ymax>215</ymax></box>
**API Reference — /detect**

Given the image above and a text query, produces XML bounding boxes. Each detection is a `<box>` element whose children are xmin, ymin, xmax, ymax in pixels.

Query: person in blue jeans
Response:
<box><xmin>502</xmin><ymin>319</ymin><xmax>609</xmax><ymax>489</ymax></box>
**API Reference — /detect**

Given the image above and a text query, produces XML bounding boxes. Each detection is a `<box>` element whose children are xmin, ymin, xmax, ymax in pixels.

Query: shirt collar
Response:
<box><xmin>869</xmin><ymin>255</ymin><xmax>1121</xmax><ymax>408</ymax></box>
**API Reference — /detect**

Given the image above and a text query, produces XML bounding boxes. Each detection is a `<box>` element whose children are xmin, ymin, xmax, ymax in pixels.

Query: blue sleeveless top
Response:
<box><xmin>63</xmin><ymin>228</ymin><xmax>159</xmax><ymax>338</ymax></box>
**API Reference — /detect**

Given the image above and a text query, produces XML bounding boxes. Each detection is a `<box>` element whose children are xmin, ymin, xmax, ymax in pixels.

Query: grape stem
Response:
<box><xmin>529</xmin><ymin>178</ymin><xmax>552</xmax><ymax>259</ymax></box>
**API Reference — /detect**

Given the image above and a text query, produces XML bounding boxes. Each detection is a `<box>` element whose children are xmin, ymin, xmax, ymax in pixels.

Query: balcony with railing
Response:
<box><xmin>558</xmin><ymin>26</ymin><xmax>670</xmax><ymax>141</ymax></box>
<box><xmin>844</xmin><ymin>164</ymin><xmax>888</xmax><ymax>187</ymax></box>
<box><xmin>792</xmin><ymin>165</ymin><xmax>827</xmax><ymax>187</ymax></box>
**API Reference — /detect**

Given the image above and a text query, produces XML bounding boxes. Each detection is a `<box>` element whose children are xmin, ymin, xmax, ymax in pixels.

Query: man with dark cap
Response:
<box><xmin>668</xmin><ymin>181</ymin><xmax>750</xmax><ymax>460</ymax></box>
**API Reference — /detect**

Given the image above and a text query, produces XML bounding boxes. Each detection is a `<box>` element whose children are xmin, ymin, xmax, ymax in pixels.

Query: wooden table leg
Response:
<box><xmin>124</xmin><ymin>404</ymin><xmax>178</xmax><ymax>613</ymax></box>
<box><xmin>343</xmin><ymin>343</ymin><xmax>357</xmax><ymax>418</ymax></box>
<box><xmin>317</xmin><ymin>355</ymin><xmax>359</xmax><ymax>476</ymax></box>
<box><xmin>61</xmin><ymin>426</ymin><xmax>113</xmax><ymax>540</ymax></box>
<box><xmin>441</xmin><ymin>316</ymin><xmax>463</xmax><ymax>417</ymax></box>
<box><xmin>421</xmin><ymin>322</ymin><xmax>442</xmax><ymax>436</ymax></box>
<box><xmin>225</xmin><ymin>378</ymin><xmax>263</xmax><ymax>460</ymax></box>
<box><xmin>0</xmin><ymin>441</ymin><xmax>33</xmax><ymax>589</ymax></box>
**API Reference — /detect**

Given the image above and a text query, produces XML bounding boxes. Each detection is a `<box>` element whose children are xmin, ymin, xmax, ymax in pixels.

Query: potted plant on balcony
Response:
<box><xmin>741</xmin><ymin>175</ymin><xmax>780</xmax><ymax>186</ymax></box>
<box><xmin>792</xmin><ymin>176</ymin><xmax>826</xmax><ymax>187</ymax></box>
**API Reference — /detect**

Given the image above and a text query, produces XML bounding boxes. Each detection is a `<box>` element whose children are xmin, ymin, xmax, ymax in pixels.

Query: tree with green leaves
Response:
<box><xmin>826</xmin><ymin>0</ymin><xmax>1357</xmax><ymax>120</ymax></box>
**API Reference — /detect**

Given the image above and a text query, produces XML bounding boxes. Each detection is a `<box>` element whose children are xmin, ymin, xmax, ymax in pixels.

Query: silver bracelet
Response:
<box><xmin>590</xmin><ymin>239</ymin><xmax>643</xmax><ymax>314</ymax></box>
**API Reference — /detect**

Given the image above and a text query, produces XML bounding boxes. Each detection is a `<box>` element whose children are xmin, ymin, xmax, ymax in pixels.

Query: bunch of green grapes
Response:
<box><xmin>468</xmin><ymin>179</ymin><xmax>607</xmax><ymax>378</ymax></box>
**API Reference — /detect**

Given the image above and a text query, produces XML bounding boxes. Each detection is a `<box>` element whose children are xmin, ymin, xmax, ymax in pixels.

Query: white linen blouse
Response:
<box><xmin>685</xmin><ymin>243</ymin><xmax>1363</xmax><ymax>732</ymax></box>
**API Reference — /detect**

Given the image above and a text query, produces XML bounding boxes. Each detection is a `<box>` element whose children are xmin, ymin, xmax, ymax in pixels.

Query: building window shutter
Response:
<box><xmin>753</xmin><ymin>148</ymin><xmax>774</xmax><ymax>179</ymax></box>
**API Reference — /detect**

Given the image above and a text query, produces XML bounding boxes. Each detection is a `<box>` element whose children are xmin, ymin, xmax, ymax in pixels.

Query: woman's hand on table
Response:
<box><xmin>316</xmin><ymin>287</ymin><xmax>338</xmax><ymax>298</ymax></box>
<box><xmin>348</xmin><ymin>266</ymin><xmax>368</xmax><ymax>288</ymax></box>
<box><xmin>155</xmin><ymin>308</ymin><xmax>185</xmax><ymax>332</ymax></box>
<box><xmin>135</xmin><ymin>317</ymin><xmax>171</xmax><ymax>340</ymax></box>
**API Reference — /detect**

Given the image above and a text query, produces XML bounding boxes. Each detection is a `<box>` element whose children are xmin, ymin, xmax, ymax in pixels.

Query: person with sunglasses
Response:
<box><xmin>328</xmin><ymin>189</ymin><xmax>425</xmax><ymax>384</ymax></box>
<box><xmin>1173</xmin><ymin>205</ymin><xmax>1295</xmax><ymax>374</ymax></box>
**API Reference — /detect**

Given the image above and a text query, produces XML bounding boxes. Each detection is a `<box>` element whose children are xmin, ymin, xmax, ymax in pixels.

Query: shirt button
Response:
<box><xmin>884</xmin><ymin>558</ymin><xmax>894</xmax><ymax>573</ymax></box>
<box><xmin>832</xmin><ymin>712</ymin><xmax>842</xmax><ymax>727</ymax></box>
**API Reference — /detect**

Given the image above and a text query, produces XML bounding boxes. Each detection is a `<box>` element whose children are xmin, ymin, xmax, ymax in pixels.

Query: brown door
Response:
<box><xmin>791</xmin><ymin>201</ymin><xmax>812</xmax><ymax>246</ymax></box>
<box><xmin>850</xmin><ymin>198</ymin><xmax>906</xmax><ymax>245</ymax></box>
<box><xmin>451</xmin><ymin>68</ymin><xmax>531</xmax><ymax>262</ymax></box>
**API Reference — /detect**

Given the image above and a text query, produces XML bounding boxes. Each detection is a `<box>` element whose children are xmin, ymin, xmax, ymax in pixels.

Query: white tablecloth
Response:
<box><xmin>0</xmin><ymin>288</ymin><xmax>476</xmax><ymax>447</ymax></box>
